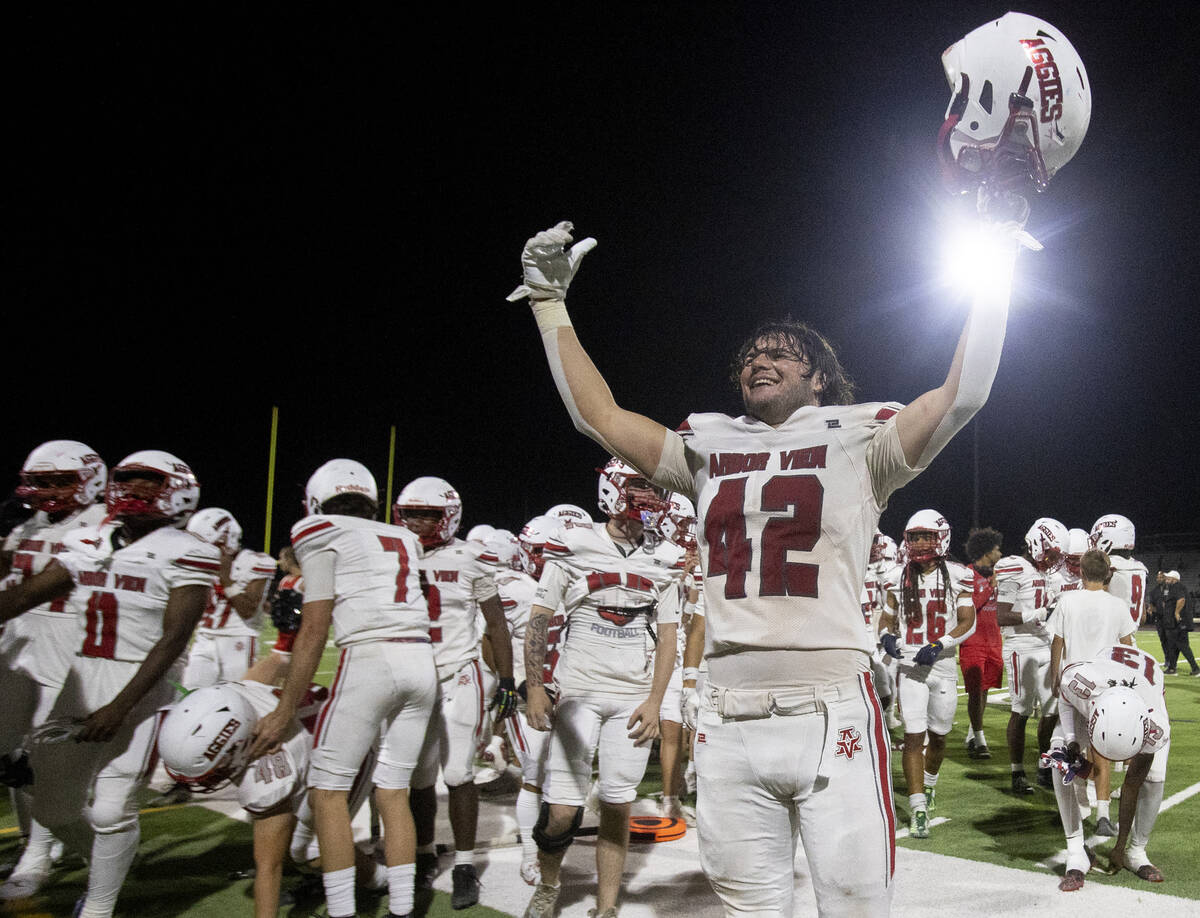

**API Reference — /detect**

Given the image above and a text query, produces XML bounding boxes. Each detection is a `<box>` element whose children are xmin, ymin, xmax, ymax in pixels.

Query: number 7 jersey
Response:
<box><xmin>656</xmin><ymin>403</ymin><xmax>923</xmax><ymax>663</ymax></box>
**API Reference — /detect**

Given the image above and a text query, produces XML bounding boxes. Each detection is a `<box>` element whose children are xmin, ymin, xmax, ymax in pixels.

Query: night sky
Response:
<box><xmin>8</xmin><ymin>3</ymin><xmax>1199</xmax><ymax>560</ymax></box>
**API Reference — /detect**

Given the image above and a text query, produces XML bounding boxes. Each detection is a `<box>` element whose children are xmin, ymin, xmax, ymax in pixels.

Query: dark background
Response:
<box><xmin>6</xmin><ymin>3</ymin><xmax>1198</xmax><ymax>558</ymax></box>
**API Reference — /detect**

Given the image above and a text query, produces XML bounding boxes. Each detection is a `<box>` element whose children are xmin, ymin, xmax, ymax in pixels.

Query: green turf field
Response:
<box><xmin>1</xmin><ymin>627</ymin><xmax>1195</xmax><ymax>915</ymax></box>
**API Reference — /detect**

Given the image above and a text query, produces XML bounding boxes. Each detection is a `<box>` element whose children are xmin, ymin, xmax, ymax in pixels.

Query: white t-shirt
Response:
<box><xmin>651</xmin><ymin>403</ymin><xmax>924</xmax><ymax>687</ymax></box>
<box><xmin>1051</xmin><ymin>588</ymin><xmax>1136</xmax><ymax>668</ymax></box>
<box><xmin>290</xmin><ymin>515</ymin><xmax>429</xmax><ymax>647</ymax></box>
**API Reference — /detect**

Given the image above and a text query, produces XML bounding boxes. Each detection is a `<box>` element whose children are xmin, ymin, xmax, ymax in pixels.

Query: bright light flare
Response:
<box><xmin>940</xmin><ymin>221</ymin><xmax>1020</xmax><ymax>301</ymax></box>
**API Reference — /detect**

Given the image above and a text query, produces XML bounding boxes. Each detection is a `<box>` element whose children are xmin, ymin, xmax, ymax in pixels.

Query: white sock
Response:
<box><xmin>1096</xmin><ymin>799</ymin><xmax>1111</xmax><ymax>820</ymax></box>
<box><xmin>975</xmin><ymin>730</ymin><xmax>986</xmax><ymax>745</ymax></box>
<box><xmin>908</xmin><ymin>793</ymin><xmax>927</xmax><ymax>812</ymax></box>
<box><xmin>923</xmin><ymin>771</ymin><xmax>938</xmax><ymax>788</ymax></box>
<box><xmin>453</xmin><ymin>849</ymin><xmax>474</xmax><ymax>868</ymax></box>
<box><xmin>366</xmin><ymin>859</ymin><xmax>388</xmax><ymax>890</ymax></box>
<box><xmin>80</xmin><ymin>824</ymin><xmax>141</xmax><ymax>918</ymax></box>
<box><xmin>516</xmin><ymin>788</ymin><xmax>541</xmax><ymax>860</ymax></box>
<box><xmin>322</xmin><ymin>866</ymin><xmax>356</xmax><ymax>918</ymax></box>
<box><xmin>388</xmin><ymin>863</ymin><xmax>416</xmax><ymax>916</ymax></box>
<box><xmin>1131</xmin><ymin>779</ymin><xmax>1165</xmax><ymax>849</ymax></box>
<box><xmin>10</xmin><ymin>819</ymin><xmax>58</xmax><ymax>877</ymax></box>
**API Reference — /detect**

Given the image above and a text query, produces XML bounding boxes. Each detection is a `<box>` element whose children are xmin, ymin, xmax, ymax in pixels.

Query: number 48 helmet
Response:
<box><xmin>939</xmin><ymin>12</ymin><xmax>1091</xmax><ymax>196</ymax></box>
<box><xmin>157</xmin><ymin>684</ymin><xmax>257</xmax><ymax>792</ymax></box>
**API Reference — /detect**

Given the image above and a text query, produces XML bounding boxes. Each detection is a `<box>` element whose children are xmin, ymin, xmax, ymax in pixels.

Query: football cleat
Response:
<box><xmin>1058</xmin><ymin>869</ymin><xmax>1085</xmax><ymax>892</ymax></box>
<box><xmin>923</xmin><ymin>786</ymin><xmax>937</xmax><ymax>816</ymax></box>
<box><xmin>1094</xmin><ymin>816</ymin><xmax>1116</xmax><ymax>837</ymax></box>
<box><xmin>523</xmin><ymin>882</ymin><xmax>561</xmax><ymax>918</ymax></box>
<box><xmin>1135</xmin><ymin>864</ymin><xmax>1165</xmax><ymax>883</ymax></box>
<box><xmin>910</xmin><ymin>809</ymin><xmax>930</xmax><ymax>839</ymax></box>
<box><xmin>1011</xmin><ymin>772</ymin><xmax>1036</xmax><ymax>795</ymax></box>
<box><xmin>415</xmin><ymin>851</ymin><xmax>439</xmax><ymax>890</ymax></box>
<box><xmin>451</xmin><ymin>864</ymin><xmax>480</xmax><ymax>910</ymax></box>
<box><xmin>1036</xmin><ymin>766</ymin><xmax>1054</xmax><ymax>789</ymax></box>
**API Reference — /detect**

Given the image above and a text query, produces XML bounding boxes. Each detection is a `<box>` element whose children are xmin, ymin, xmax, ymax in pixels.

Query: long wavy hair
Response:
<box><xmin>729</xmin><ymin>317</ymin><xmax>857</xmax><ymax>406</ymax></box>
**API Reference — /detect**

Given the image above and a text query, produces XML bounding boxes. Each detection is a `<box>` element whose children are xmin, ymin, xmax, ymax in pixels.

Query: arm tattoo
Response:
<box><xmin>525</xmin><ymin>612</ymin><xmax>550</xmax><ymax>687</ymax></box>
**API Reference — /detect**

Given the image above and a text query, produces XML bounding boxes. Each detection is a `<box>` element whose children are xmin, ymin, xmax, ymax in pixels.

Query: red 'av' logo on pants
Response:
<box><xmin>835</xmin><ymin>727</ymin><xmax>863</xmax><ymax>760</ymax></box>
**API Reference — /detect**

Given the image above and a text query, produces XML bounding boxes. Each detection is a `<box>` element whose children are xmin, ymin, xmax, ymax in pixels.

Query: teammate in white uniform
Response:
<box><xmin>0</xmin><ymin>441</ymin><xmax>107</xmax><ymax>900</ymax></box>
<box><xmin>249</xmin><ymin>459</ymin><xmax>438</xmax><ymax>918</ymax></box>
<box><xmin>1089</xmin><ymin>514</ymin><xmax>1149</xmax><ymax>631</ymax></box>
<box><xmin>862</xmin><ymin>532</ymin><xmax>901</xmax><ymax>727</ymax></box>
<box><xmin>878</xmin><ymin>511</ymin><xmax>975</xmax><ymax>838</ymax></box>
<box><xmin>182</xmin><ymin>508</ymin><xmax>275</xmax><ymax>687</ymax></box>
<box><xmin>521</xmin><ymin>459</ymin><xmax>682</xmax><ymax>918</ymax></box>
<box><xmin>1053</xmin><ymin>528</ymin><xmax>1089</xmax><ymax>597</ymax></box>
<box><xmin>1048</xmin><ymin>645</ymin><xmax>1170</xmax><ymax>890</ymax></box>
<box><xmin>394</xmin><ymin>475</ymin><xmax>516</xmax><ymax>910</ymax></box>
<box><xmin>0</xmin><ymin>450</ymin><xmax>216</xmax><ymax>918</ymax></box>
<box><xmin>506</xmin><ymin>181</ymin><xmax>1033</xmax><ymax>915</ymax></box>
<box><xmin>995</xmin><ymin>517</ymin><xmax>1068</xmax><ymax>794</ymax></box>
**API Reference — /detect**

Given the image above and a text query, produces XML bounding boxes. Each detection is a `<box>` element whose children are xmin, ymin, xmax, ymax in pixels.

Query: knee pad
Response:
<box><xmin>532</xmin><ymin>802</ymin><xmax>583</xmax><ymax>854</ymax></box>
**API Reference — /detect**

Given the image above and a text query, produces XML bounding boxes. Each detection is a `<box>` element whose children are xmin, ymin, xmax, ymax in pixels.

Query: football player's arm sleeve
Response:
<box><xmin>0</xmin><ymin>560</ymin><xmax>74</xmax><ymax>622</ymax></box>
<box><xmin>532</xmin><ymin>303</ymin><xmax>679</xmax><ymax>482</ymax></box>
<box><xmin>893</xmin><ymin>246</ymin><xmax>1015</xmax><ymax>469</ymax></box>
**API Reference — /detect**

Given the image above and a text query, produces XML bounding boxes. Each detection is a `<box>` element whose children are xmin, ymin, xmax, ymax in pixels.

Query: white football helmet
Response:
<box><xmin>1089</xmin><ymin>514</ymin><xmax>1135</xmax><ymax>553</ymax></box>
<box><xmin>546</xmin><ymin>503</ymin><xmax>592</xmax><ymax>525</ymax></box>
<box><xmin>657</xmin><ymin>493</ymin><xmax>697</xmax><ymax>550</ymax></box>
<box><xmin>479</xmin><ymin>528</ymin><xmax>520</xmax><ymax>571</ymax></box>
<box><xmin>186</xmin><ymin>508</ymin><xmax>243</xmax><ymax>554</ymax></box>
<box><xmin>596</xmin><ymin>457</ymin><xmax>667</xmax><ymax>522</ymax></box>
<box><xmin>304</xmin><ymin>459</ymin><xmax>378</xmax><ymax>516</ymax></box>
<box><xmin>1024</xmin><ymin>517</ymin><xmax>1069</xmax><ymax>572</ymax></box>
<box><xmin>518</xmin><ymin>515</ymin><xmax>559</xmax><ymax>579</ymax></box>
<box><xmin>466</xmin><ymin>524</ymin><xmax>496</xmax><ymax>544</ymax></box>
<box><xmin>869</xmin><ymin>532</ymin><xmax>899</xmax><ymax>567</ymax></box>
<box><xmin>395</xmin><ymin>476</ymin><xmax>462</xmax><ymax>548</ymax></box>
<box><xmin>1087</xmin><ymin>686</ymin><xmax>1149</xmax><ymax>762</ymax></box>
<box><xmin>106</xmin><ymin>450</ymin><xmax>200</xmax><ymax>526</ymax></box>
<box><xmin>1064</xmin><ymin>527</ymin><xmax>1089</xmax><ymax>577</ymax></box>
<box><xmin>16</xmin><ymin>440</ymin><xmax>107</xmax><ymax>515</ymax></box>
<box><xmin>158</xmin><ymin>684</ymin><xmax>257</xmax><ymax>792</ymax></box>
<box><xmin>904</xmin><ymin>510</ymin><xmax>951</xmax><ymax>563</ymax></box>
<box><xmin>939</xmin><ymin>12</ymin><xmax>1090</xmax><ymax>198</ymax></box>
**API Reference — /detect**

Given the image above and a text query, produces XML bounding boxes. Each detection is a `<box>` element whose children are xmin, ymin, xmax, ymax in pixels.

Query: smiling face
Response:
<box><xmin>738</xmin><ymin>334</ymin><xmax>825</xmax><ymax>425</ymax></box>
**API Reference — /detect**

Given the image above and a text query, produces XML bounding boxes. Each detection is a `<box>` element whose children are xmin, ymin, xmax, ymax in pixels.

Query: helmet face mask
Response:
<box><xmin>105</xmin><ymin>450</ymin><xmax>199</xmax><ymax>527</ymax></box>
<box><xmin>394</xmin><ymin>476</ymin><xmax>462</xmax><ymax>548</ymax></box>
<box><xmin>16</xmin><ymin>440</ymin><xmax>107</xmax><ymax>516</ymax></box>
<box><xmin>869</xmin><ymin>532</ymin><xmax>898</xmax><ymax>568</ymax></box>
<box><xmin>655</xmin><ymin>493</ymin><xmax>697</xmax><ymax>550</ymax></box>
<box><xmin>903</xmin><ymin>510</ymin><xmax>951</xmax><ymax>564</ymax></box>
<box><xmin>518</xmin><ymin>515</ymin><xmax>559</xmax><ymax>579</ymax></box>
<box><xmin>938</xmin><ymin>12</ymin><xmax>1091</xmax><ymax>201</ymax></box>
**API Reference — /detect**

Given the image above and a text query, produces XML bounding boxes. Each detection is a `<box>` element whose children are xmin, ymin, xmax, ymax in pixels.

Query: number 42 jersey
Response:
<box><xmin>652</xmin><ymin>403</ymin><xmax>924</xmax><ymax>673</ymax></box>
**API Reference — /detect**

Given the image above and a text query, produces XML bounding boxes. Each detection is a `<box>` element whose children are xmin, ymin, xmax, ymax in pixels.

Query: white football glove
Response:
<box><xmin>682</xmin><ymin>686</ymin><xmax>699</xmax><ymax>732</ymax></box>
<box><xmin>506</xmin><ymin>221</ymin><xmax>597</xmax><ymax>302</ymax></box>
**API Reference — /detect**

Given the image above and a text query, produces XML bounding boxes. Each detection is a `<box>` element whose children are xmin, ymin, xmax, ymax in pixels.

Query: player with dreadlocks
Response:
<box><xmin>879</xmin><ymin>510</ymin><xmax>975</xmax><ymax>838</ymax></box>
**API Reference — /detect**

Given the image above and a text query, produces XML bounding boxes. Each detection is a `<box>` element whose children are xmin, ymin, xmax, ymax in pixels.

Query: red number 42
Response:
<box><xmin>705</xmin><ymin>475</ymin><xmax>824</xmax><ymax>600</ymax></box>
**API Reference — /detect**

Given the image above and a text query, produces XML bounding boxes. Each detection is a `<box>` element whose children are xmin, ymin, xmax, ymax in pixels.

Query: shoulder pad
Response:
<box><xmin>291</xmin><ymin>516</ymin><xmax>339</xmax><ymax>557</ymax></box>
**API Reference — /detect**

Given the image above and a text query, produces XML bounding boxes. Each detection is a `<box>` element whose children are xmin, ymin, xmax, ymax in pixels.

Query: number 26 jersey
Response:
<box><xmin>654</xmin><ymin>402</ymin><xmax>923</xmax><ymax>662</ymax></box>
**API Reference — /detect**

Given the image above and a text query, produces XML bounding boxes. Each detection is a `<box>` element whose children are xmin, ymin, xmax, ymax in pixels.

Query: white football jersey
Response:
<box><xmin>1107</xmin><ymin>554</ymin><xmax>1149</xmax><ymax>626</ymax></box>
<box><xmin>56</xmin><ymin>524</ymin><xmax>221</xmax><ymax>663</ymax></box>
<box><xmin>652</xmin><ymin>403</ymin><xmax>922</xmax><ymax>679</ymax></box>
<box><xmin>994</xmin><ymin>555</ymin><xmax>1052</xmax><ymax>646</ymax></box>
<box><xmin>882</xmin><ymin>561</ymin><xmax>973</xmax><ymax>657</ymax></box>
<box><xmin>495</xmin><ymin>569</ymin><xmax>536</xmax><ymax>683</ymax></box>
<box><xmin>291</xmin><ymin>515</ymin><xmax>428</xmax><ymax>647</ymax></box>
<box><xmin>196</xmin><ymin>549</ymin><xmax>276</xmax><ymax>638</ymax></box>
<box><xmin>229</xmin><ymin>680</ymin><xmax>328</xmax><ymax>816</ymax></box>
<box><xmin>414</xmin><ymin>537</ymin><xmax>499</xmax><ymax>678</ymax></box>
<box><xmin>1058</xmin><ymin>645</ymin><xmax>1169</xmax><ymax>751</ymax></box>
<box><xmin>535</xmin><ymin>522</ymin><xmax>684</xmax><ymax>697</ymax></box>
<box><xmin>2</xmin><ymin>504</ymin><xmax>108</xmax><ymax>621</ymax></box>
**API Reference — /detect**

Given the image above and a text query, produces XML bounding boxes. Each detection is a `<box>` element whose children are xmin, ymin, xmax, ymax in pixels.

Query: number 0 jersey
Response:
<box><xmin>1058</xmin><ymin>645</ymin><xmax>1169</xmax><ymax>752</ymax></box>
<box><xmin>56</xmin><ymin>524</ymin><xmax>221</xmax><ymax>663</ymax></box>
<box><xmin>535</xmin><ymin>523</ymin><xmax>684</xmax><ymax>698</ymax></box>
<box><xmin>651</xmin><ymin>402</ymin><xmax>924</xmax><ymax>686</ymax></box>
<box><xmin>291</xmin><ymin>515</ymin><xmax>428</xmax><ymax>647</ymax></box>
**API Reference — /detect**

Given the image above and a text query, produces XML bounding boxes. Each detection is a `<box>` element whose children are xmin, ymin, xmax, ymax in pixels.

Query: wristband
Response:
<box><xmin>682</xmin><ymin>667</ymin><xmax>700</xmax><ymax>683</ymax></box>
<box><xmin>531</xmin><ymin>299</ymin><xmax>572</xmax><ymax>333</ymax></box>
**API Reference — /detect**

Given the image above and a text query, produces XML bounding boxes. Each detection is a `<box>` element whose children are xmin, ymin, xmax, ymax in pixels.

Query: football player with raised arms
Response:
<box><xmin>878</xmin><ymin>511</ymin><xmax>975</xmax><ymax>838</ymax></box>
<box><xmin>1047</xmin><ymin>644</ymin><xmax>1170</xmax><ymax>890</ymax></box>
<box><xmin>995</xmin><ymin>517</ymin><xmax>1069</xmax><ymax>793</ymax></box>
<box><xmin>393</xmin><ymin>475</ymin><xmax>517</xmax><ymax>909</ymax></box>
<box><xmin>182</xmin><ymin>508</ymin><xmax>276</xmax><ymax>689</ymax></box>
<box><xmin>0</xmin><ymin>441</ymin><xmax>108</xmax><ymax>901</ymax></box>
<box><xmin>249</xmin><ymin>459</ymin><xmax>437</xmax><ymax>918</ymax></box>
<box><xmin>521</xmin><ymin>459</ymin><xmax>682</xmax><ymax>918</ymax></box>
<box><xmin>0</xmin><ymin>450</ymin><xmax>219</xmax><ymax>918</ymax></box>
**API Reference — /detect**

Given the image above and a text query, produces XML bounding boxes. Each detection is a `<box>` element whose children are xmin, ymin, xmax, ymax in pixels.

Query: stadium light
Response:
<box><xmin>939</xmin><ymin>220</ymin><xmax>1021</xmax><ymax>300</ymax></box>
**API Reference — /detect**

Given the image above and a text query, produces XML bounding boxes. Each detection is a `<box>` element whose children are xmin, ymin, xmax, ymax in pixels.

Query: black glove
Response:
<box><xmin>270</xmin><ymin>587</ymin><xmax>303</xmax><ymax>633</ymax></box>
<box><xmin>0</xmin><ymin>751</ymin><xmax>33</xmax><ymax>788</ymax></box>
<box><xmin>490</xmin><ymin>677</ymin><xmax>519</xmax><ymax>720</ymax></box>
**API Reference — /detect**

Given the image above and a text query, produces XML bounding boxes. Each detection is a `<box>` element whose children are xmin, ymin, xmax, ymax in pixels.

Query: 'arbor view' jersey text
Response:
<box><xmin>291</xmin><ymin>515</ymin><xmax>428</xmax><ymax>647</ymax></box>
<box><xmin>56</xmin><ymin>524</ymin><xmax>221</xmax><ymax>662</ymax></box>
<box><xmin>651</xmin><ymin>403</ymin><xmax>923</xmax><ymax>686</ymax></box>
<box><xmin>535</xmin><ymin>523</ymin><xmax>684</xmax><ymax>697</ymax></box>
<box><xmin>2</xmin><ymin>504</ymin><xmax>108</xmax><ymax>620</ymax></box>
<box><xmin>412</xmin><ymin>537</ymin><xmax>499</xmax><ymax>680</ymax></box>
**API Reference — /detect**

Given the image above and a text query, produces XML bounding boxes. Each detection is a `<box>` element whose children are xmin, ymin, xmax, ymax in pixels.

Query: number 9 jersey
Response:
<box><xmin>652</xmin><ymin>402</ymin><xmax>924</xmax><ymax>680</ymax></box>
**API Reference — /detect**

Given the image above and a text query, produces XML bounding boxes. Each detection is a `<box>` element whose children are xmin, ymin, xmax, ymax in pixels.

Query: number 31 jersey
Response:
<box><xmin>653</xmin><ymin>403</ymin><xmax>923</xmax><ymax>666</ymax></box>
